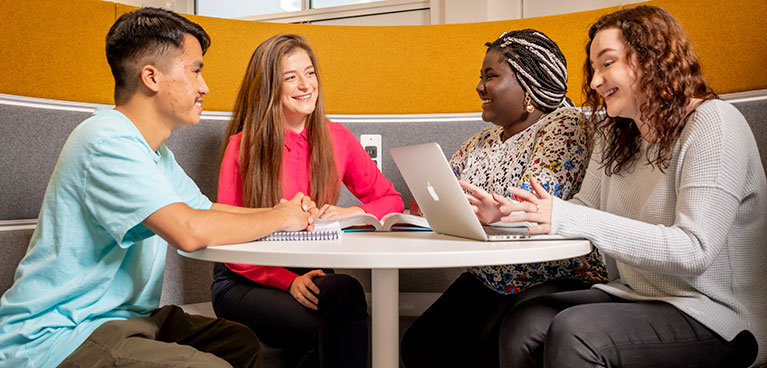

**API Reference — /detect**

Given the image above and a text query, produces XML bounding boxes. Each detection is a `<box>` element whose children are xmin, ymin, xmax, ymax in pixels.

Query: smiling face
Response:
<box><xmin>589</xmin><ymin>27</ymin><xmax>643</xmax><ymax>122</ymax></box>
<box><xmin>476</xmin><ymin>48</ymin><xmax>527</xmax><ymax>128</ymax></box>
<box><xmin>156</xmin><ymin>33</ymin><xmax>209</xmax><ymax>129</ymax></box>
<box><xmin>280</xmin><ymin>48</ymin><xmax>318</xmax><ymax>131</ymax></box>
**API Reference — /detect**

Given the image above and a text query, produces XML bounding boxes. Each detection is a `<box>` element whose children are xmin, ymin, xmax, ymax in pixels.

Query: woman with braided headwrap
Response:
<box><xmin>400</xmin><ymin>29</ymin><xmax>607</xmax><ymax>367</ymax></box>
<box><xmin>471</xmin><ymin>6</ymin><xmax>764</xmax><ymax>367</ymax></box>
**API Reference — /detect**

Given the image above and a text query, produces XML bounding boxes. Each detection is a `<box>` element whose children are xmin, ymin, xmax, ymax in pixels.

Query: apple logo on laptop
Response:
<box><xmin>426</xmin><ymin>181</ymin><xmax>439</xmax><ymax>201</ymax></box>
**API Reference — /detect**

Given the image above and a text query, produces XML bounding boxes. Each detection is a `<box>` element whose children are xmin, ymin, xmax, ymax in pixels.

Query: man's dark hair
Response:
<box><xmin>106</xmin><ymin>7</ymin><xmax>211</xmax><ymax>104</ymax></box>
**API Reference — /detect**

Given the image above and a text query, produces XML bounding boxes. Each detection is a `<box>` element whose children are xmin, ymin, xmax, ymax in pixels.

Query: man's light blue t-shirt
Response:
<box><xmin>0</xmin><ymin>109</ymin><xmax>212</xmax><ymax>367</ymax></box>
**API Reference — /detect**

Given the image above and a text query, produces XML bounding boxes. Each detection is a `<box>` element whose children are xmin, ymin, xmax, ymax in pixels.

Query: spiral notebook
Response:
<box><xmin>258</xmin><ymin>221</ymin><xmax>343</xmax><ymax>241</ymax></box>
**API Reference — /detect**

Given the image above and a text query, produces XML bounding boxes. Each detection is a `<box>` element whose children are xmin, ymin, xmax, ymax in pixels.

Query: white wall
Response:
<box><xmin>435</xmin><ymin>0</ymin><xmax>643</xmax><ymax>24</ymax></box>
<box><xmin>274</xmin><ymin>0</ymin><xmax>644</xmax><ymax>25</ymax></box>
<box><xmin>237</xmin><ymin>0</ymin><xmax>430</xmax><ymax>24</ymax></box>
<box><xmin>311</xmin><ymin>9</ymin><xmax>431</xmax><ymax>26</ymax></box>
<box><xmin>436</xmin><ymin>0</ymin><xmax>521</xmax><ymax>24</ymax></box>
<box><xmin>522</xmin><ymin>0</ymin><xmax>643</xmax><ymax>18</ymax></box>
<box><xmin>104</xmin><ymin>0</ymin><xmax>644</xmax><ymax>24</ymax></box>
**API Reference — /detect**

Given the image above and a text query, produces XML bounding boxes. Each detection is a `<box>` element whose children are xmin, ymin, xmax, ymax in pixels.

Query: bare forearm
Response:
<box><xmin>144</xmin><ymin>203</ymin><xmax>295</xmax><ymax>252</ymax></box>
<box><xmin>210</xmin><ymin>202</ymin><xmax>271</xmax><ymax>214</ymax></box>
<box><xmin>188</xmin><ymin>207</ymin><xmax>291</xmax><ymax>247</ymax></box>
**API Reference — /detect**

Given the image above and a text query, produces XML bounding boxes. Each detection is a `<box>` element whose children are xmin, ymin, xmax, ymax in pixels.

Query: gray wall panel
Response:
<box><xmin>0</xmin><ymin>105</ymin><xmax>90</xmax><ymax>220</ymax></box>
<box><xmin>731</xmin><ymin>98</ymin><xmax>767</xmax><ymax>171</ymax></box>
<box><xmin>165</xmin><ymin>119</ymin><xmax>228</xmax><ymax>203</ymax></box>
<box><xmin>2</xmin><ymin>94</ymin><xmax>765</xmax><ymax>299</ymax></box>
<box><xmin>338</xmin><ymin>120</ymin><xmax>488</xmax><ymax>207</ymax></box>
<box><xmin>0</xmin><ymin>229</ymin><xmax>34</xmax><ymax>294</ymax></box>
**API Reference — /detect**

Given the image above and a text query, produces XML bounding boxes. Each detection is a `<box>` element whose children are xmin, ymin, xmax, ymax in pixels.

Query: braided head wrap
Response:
<box><xmin>486</xmin><ymin>29</ymin><xmax>573</xmax><ymax>112</ymax></box>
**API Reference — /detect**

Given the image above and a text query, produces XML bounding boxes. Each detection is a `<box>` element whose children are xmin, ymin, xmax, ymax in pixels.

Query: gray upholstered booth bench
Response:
<box><xmin>2</xmin><ymin>91</ymin><xmax>766</xmax><ymax>367</ymax></box>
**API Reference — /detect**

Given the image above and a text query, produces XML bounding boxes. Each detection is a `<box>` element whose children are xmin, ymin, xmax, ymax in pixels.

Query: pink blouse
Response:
<box><xmin>217</xmin><ymin>121</ymin><xmax>403</xmax><ymax>290</ymax></box>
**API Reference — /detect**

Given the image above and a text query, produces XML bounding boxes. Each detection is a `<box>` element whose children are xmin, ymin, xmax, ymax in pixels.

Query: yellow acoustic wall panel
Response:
<box><xmin>155</xmin><ymin>5</ymin><xmax>628</xmax><ymax>113</ymax></box>
<box><xmin>113</xmin><ymin>4</ymin><xmax>296</xmax><ymax>114</ymax></box>
<box><xmin>658</xmin><ymin>0</ymin><xmax>767</xmax><ymax>99</ymax></box>
<box><xmin>2</xmin><ymin>0</ymin><xmax>766</xmax><ymax>113</ymax></box>
<box><xmin>112</xmin><ymin>4</ymin><xmax>522</xmax><ymax>114</ymax></box>
<box><xmin>202</xmin><ymin>20</ymin><xmax>507</xmax><ymax>114</ymax></box>
<box><xmin>0</xmin><ymin>0</ymin><xmax>116</xmax><ymax>105</ymax></box>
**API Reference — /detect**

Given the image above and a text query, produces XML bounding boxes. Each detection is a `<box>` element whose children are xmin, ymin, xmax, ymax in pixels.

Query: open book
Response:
<box><xmin>314</xmin><ymin>212</ymin><xmax>430</xmax><ymax>232</ymax></box>
<box><xmin>257</xmin><ymin>213</ymin><xmax>430</xmax><ymax>241</ymax></box>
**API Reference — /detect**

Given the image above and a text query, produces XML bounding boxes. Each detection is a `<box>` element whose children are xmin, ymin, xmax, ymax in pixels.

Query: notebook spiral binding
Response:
<box><xmin>258</xmin><ymin>224</ymin><xmax>342</xmax><ymax>241</ymax></box>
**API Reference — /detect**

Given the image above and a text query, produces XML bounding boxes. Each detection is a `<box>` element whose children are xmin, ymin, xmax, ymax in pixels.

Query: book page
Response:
<box><xmin>314</xmin><ymin>212</ymin><xmax>431</xmax><ymax>231</ymax></box>
<box><xmin>314</xmin><ymin>213</ymin><xmax>382</xmax><ymax>230</ymax></box>
<box><xmin>381</xmin><ymin>213</ymin><xmax>430</xmax><ymax>230</ymax></box>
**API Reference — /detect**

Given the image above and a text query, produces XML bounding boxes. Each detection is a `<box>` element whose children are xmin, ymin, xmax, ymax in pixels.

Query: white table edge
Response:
<box><xmin>177</xmin><ymin>232</ymin><xmax>592</xmax><ymax>368</ymax></box>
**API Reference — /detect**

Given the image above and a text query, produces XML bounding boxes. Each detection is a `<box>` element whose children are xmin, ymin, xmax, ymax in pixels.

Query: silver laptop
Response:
<box><xmin>390</xmin><ymin>142</ymin><xmax>569</xmax><ymax>241</ymax></box>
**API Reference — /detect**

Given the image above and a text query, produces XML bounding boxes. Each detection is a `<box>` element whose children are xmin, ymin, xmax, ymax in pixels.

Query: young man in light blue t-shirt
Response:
<box><xmin>0</xmin><ymin>8</ymin><xmax>317</xmax><ymax>368</ymax></box>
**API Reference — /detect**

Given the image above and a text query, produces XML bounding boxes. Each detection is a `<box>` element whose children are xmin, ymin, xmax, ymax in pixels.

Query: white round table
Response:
<box><xmin>180</xmin><ymin>231</ymin><xmax>591</xmax><ymax>368</ymax></box>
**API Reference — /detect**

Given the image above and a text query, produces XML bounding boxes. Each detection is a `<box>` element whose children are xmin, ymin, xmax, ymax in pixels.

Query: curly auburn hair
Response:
<box><xmin>582</xmin><ymin>5</ymin><xmax>717</xmax><ymax>175</ymax></box>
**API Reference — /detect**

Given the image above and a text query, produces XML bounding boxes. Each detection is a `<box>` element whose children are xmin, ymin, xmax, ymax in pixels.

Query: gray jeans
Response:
<box><xmin>500</xmin><ymin>288</ymin><xmax>758</xmax><ymax>368</ymax></box>
<box><xmin>59</xmin><ymin>305</ymin><xmax>261</xmax><ymax>368</ymax></box>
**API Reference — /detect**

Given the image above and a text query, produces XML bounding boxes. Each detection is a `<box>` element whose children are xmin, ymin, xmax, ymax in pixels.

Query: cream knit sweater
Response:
<box><xmin>551</xmin><ymin>99</ymin><xmax>767</xmax><ymax>366</ymax></box>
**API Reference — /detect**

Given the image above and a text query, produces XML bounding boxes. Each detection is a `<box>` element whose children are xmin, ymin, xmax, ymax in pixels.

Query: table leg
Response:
<box><xmin>371</xmin><ymin>268</ymin><xmax>398</xmax><ymax>368</ymax></box>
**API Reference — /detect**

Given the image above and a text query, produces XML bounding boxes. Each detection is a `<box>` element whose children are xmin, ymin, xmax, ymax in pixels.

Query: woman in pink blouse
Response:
<box><xmin>212</xmin><ymin>34</ymin><xmax>403</xmax><ymax>368</ymax></box>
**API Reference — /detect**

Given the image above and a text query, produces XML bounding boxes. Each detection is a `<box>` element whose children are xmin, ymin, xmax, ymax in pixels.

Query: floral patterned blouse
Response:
<box><xmin>450</xmin><ymin>107</ymin><xmax>608</xmax><ymax>295</ymax></box>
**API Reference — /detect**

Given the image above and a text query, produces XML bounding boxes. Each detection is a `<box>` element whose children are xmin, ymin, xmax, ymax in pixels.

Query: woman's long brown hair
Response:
<box><xmin>582</xmin><ymin>6</ymin><xmax>717</xmax><ymax>175</ymax></box>
<box><xmin>221</xmin><ymin>34</ymin><xmax>339</xmax><ymax>208</ymax></box>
